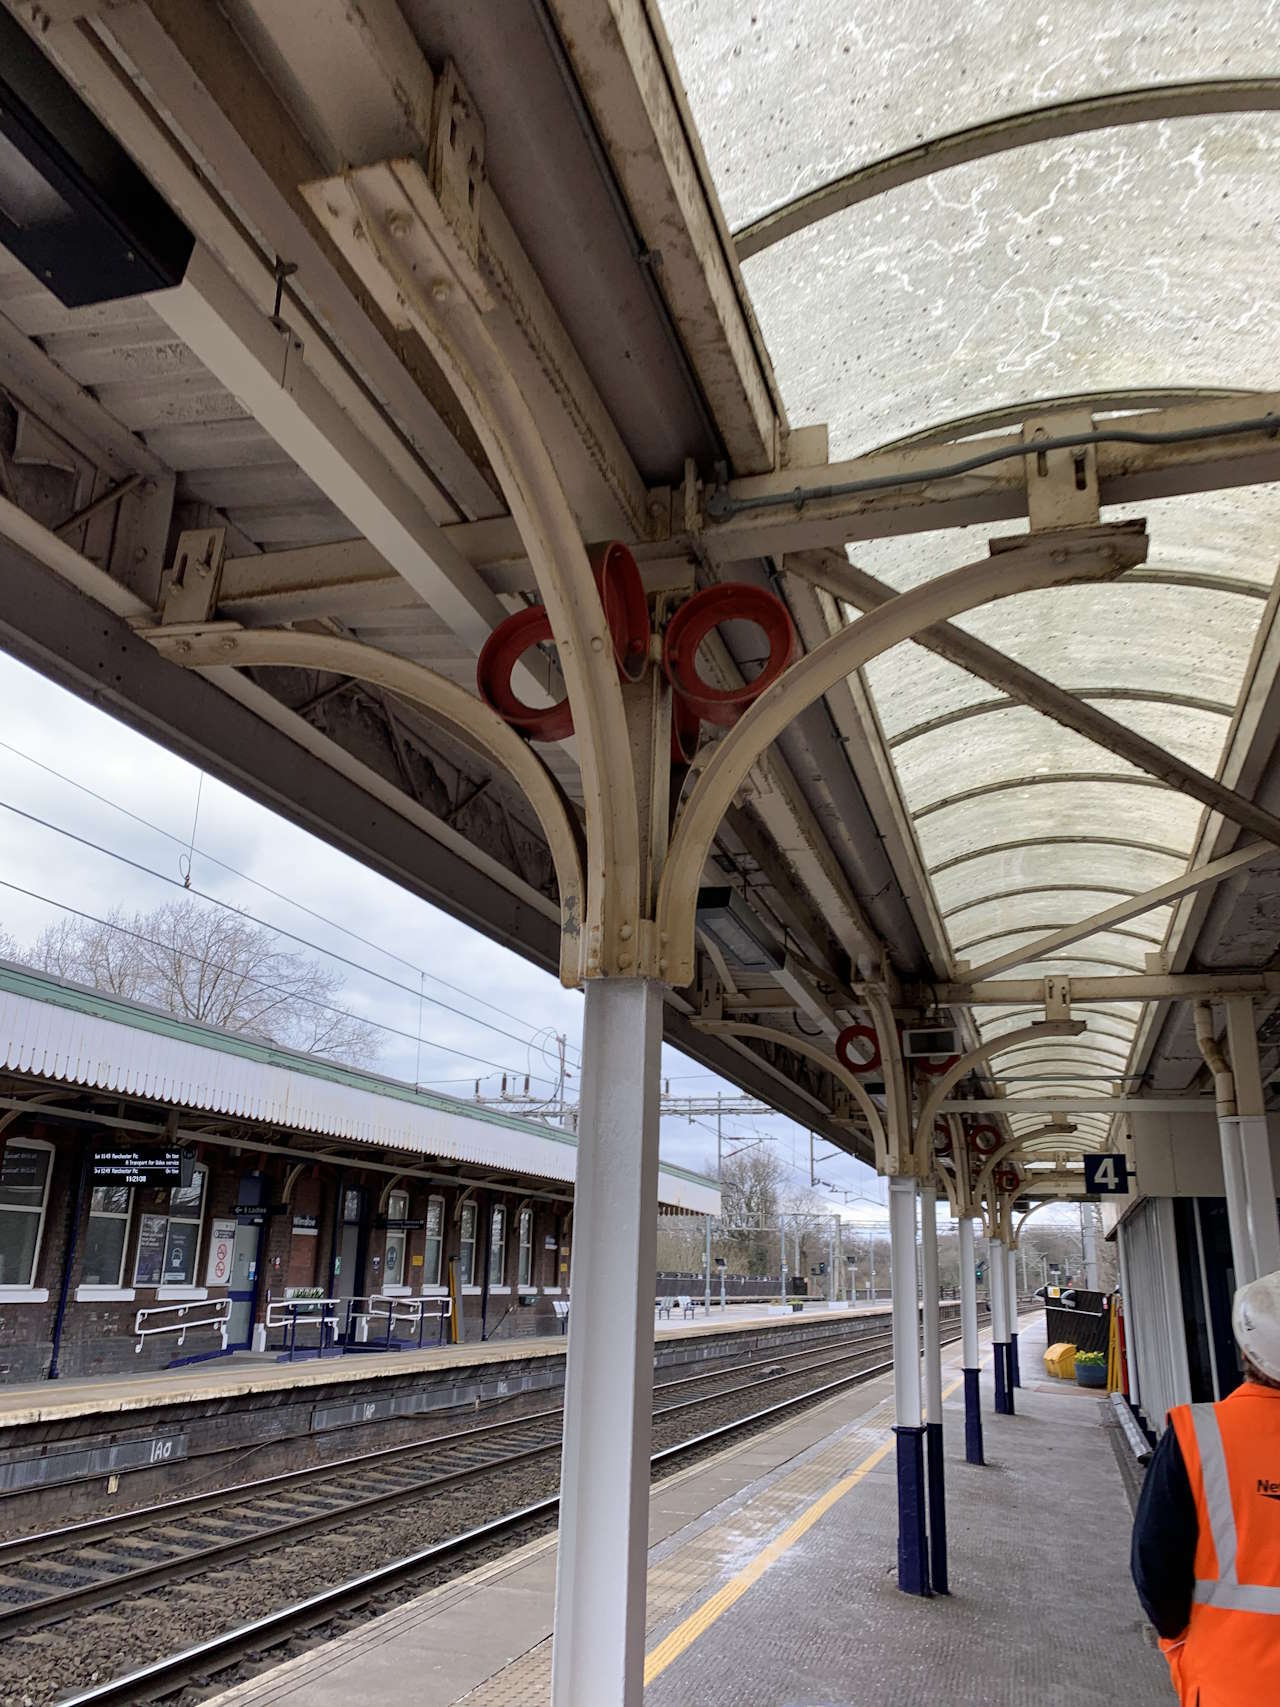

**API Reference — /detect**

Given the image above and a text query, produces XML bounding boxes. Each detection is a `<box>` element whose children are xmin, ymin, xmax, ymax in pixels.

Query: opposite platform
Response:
<box><xmin>0</xmin><ymin>1299</ymin><xmax>889</xmax><ymax>1427</ymax></box>
<box><xmin>208</xmin><ymin>1314</ymin><xmax>1164</xmax><ymax>1706</ymax></box>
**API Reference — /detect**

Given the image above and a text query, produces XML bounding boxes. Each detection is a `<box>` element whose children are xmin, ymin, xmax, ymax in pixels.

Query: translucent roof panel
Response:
<box><xmin>932</xmin><ymin>842</ymin><xmax>1187</xmax><ymax>914</ymax></box>
<box><xmin>913</xmin><ymin>780</ymin><xmax>1204</xmax><ymax>872</ymax></box>
<box><xmin>661</xmin><ymin>0</ymin><xmax>1280</xmax><ymax>228</ymax></box>
<box><xmin>657</xmin><ymin>5</ymin><xmax>1280</xmax><ymax>1141</ymax></box>
<box><xmin>739</xmin><ymin>115</ymin><xmax>1280</xmax><ymax>455</ymax></box>
<box><xmin>950</xmin><ymin>896</ymin><xmax>1174</xmax><ymax>948</ymax></box>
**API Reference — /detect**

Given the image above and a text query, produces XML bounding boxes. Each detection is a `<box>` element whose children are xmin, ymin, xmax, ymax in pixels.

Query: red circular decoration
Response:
<box><xmin>662</xmin><ymin>583</ymin><xmax>797</xmax><ymax>728</ymax></box>
<box><xmin>477</xmin><ymin>542</ymin><xmax>653</xmax><ymax>742</ymax></box>
<box><xmin>589</xmin><ymin>541</ymin><xmax>649</xmax><ymax>682</ymax></box>
<box><xmin>933</xmin><ymin>1119</ymin><xmax>952</xmax><ymax>1156</ymax></box>
<box><xmin>476</xmin><ymin>604</ymin><xmax>573</xmax><ymax>742</ymax></box>
<box><xmin>836</xmin><ymin>1023</ymin><xmax>881</xmax><ymax>1076</ymax></box>
<box><xmin>969</xmin><ymin>1122</ymin><xmax>1002</xmax><ymax>1156</ymax></box>
<box><xmin>994</xmin><ymin>1164</ymin><xmax>1020</xmax><ymax>1192</ymax></box>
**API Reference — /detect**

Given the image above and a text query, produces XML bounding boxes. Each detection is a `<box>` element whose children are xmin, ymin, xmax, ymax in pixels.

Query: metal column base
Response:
<box><xmin>894</xmin><ymin>1424</ymin><xmax>931</xmax><ymax>1597</ymax></box>
<box><xmin>963</xmin><ymin>1366</ymin><xmax>984</xmax><ymax>1465</ymax></box>
<box><xmin>925</xmin><ymin>1419</ymin><xmax>948</xmax><ymax>1595</ymax></box>
<box><xmin>1009</xmin><ymin>1330</ymin><xmax>1021</xmax><ymax>1388</ymax></box>
<box><xmin>1004</xmin><ymin>1342</ymin><xmax>1017</xmax><ymax>1414</ymax></box>
<box><xmin>993</xmin><ymin>1340</ymin><xmax>1009</xmax><ymax>1414</ymax></box>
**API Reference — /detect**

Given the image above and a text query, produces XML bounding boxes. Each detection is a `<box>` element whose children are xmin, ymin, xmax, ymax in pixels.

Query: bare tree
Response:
<box><xmin>0</xmin><ymin>927</ymin><xmax>19</xmax><ymax>964</ymax></box>
<box><xmin>29</xmin><ymin>900</ymin><xmax>379</xmax><ymax>1067</ymax></box>
<box><xmin>716</xmin><ymin>1143</ymin><xmax>786</xmax><ymax>1275</ymax></box>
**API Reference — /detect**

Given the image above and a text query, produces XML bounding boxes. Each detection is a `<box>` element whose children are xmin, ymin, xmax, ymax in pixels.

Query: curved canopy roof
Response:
<box><xmin>660</xmin><ymin>0</ymin><xmax>1280</xmax><ymax>1146</ymax></box>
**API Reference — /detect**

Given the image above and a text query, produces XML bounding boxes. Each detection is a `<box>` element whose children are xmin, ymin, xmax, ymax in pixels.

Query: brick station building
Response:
<box><xmin>0</xmin><ymin>961</ymin><xmax>716</xmax><ymax>1381</ymax></box>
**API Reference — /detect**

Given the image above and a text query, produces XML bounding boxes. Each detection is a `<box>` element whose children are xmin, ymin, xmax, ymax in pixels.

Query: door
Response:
<box><xmin>333</xmin><ymin>1186</ymin><xmax>365</xmax><ymax>1334</ymax></box>
<box><xmin>227</xmin><ymin>1217</ymin><xmax>262</xmax><ymax>1349</ymax></box>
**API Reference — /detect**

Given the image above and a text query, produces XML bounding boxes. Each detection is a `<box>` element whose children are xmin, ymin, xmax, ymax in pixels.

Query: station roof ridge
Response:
<box><xmin>0</xmin><ymin>959</ymin><xmax>719</xmax><ymax>1210</ymax></box>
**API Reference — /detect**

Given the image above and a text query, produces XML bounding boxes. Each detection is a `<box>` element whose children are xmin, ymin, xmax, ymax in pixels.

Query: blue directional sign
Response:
<box><xmin>1083</xmin><ymin>1153</ymin><xmax>1131</xmax><ymax>1195</ymax></box>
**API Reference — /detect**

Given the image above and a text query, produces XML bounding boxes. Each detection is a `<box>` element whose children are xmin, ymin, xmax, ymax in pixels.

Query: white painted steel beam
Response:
<box><xmin>929</xmin><ymin>972</ymin><xmax>1280</xmax><ymax>1005</ymax></box>
<box><xmin>702</xmin><ymin>394</ymin><xmax>1280</xmax><ymax>558</ymax></box>
<box><xmin>551</xmin><ymin>978</ymin><xmax>663</xmax><ymax>1707</ymax></box>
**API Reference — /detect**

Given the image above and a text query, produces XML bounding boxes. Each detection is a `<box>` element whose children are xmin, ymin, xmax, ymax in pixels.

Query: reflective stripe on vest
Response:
<box><xmin>1188</xmin><ymin>1402</ymin><xmax>1280</xmax><ymax>1615</ymax></box>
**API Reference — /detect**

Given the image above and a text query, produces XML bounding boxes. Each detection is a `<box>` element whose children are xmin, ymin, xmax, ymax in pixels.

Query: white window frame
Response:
<box><xmin>459</xmin><ymin>1200</ymin><xmax>477</xmax><ymax>1287</ymax></box>
<box><xmin>133</xmin><ymin>1165</ymin><xmax>208</xmax><ymax>1288</ymax></box>
<box><xmin>424</xmin><ymin>1194</ymin><xmax>444</xmax><ymax>1289</ymax></box>
<box><xmin>518</xmin><ymin>1207</ymin><xmax>534</xmax><ymax>1289</ymax></box>
<box><xmin>82</xmin><ymin>1183</ymin><xmax>134</xmax><ymax>1288</ymax></box>
<box><xmin>488</xmin><ymin>1205</ymin><xmax>506</xmax><ymax>1288</ymax></box>
<box><xmin>0</xmin><ymin>1138</ymin><xmax>53</xmax><ymax>1290</ymax></box>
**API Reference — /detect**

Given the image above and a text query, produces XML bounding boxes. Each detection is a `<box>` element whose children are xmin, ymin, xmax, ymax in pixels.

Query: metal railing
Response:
<box><xmin>134</xmin><ymin>1297</ymin><xmax>231</xmax><ymax>1355</ymax></box>
<box><xmin>267</xmin><ymin>1293</ymin><xmax>453</xmax><ymax>1360</ymax></box>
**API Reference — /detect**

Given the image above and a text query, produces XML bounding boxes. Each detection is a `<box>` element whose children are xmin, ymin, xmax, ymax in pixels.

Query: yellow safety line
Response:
<box><xmin>644</xmin><ymin>1369</ymin><xmax>969</xmax><ymax>1684</ymax></box>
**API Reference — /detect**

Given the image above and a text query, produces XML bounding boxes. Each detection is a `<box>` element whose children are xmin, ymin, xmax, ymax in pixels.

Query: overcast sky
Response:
<box><xmin>0</xmin><ymin>648</ymin><xmax>892</xmax><ymax>1210</ymax></box>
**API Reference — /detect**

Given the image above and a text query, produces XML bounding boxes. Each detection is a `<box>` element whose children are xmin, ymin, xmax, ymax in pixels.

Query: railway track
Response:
<box><xmin>2</xmin><ymin>1312</ymin><xmax>987</xmax><ymax>1705</ymax></box>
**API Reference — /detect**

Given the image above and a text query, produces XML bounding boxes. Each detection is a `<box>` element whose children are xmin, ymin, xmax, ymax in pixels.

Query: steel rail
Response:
<box><xmin>0</xmin><ymin>1331</ymin><xmax>912</xmax><ymax>1636</ymax></box>
<box><xmin>0</xmin><ymin>1315</ymin><xmax>914</xmax><ymax>1553</ymax></box>
<box><xmin>54</xmin><ymin>1317</ymin><xmax>994</xmax><ymax>1707</ymax></box>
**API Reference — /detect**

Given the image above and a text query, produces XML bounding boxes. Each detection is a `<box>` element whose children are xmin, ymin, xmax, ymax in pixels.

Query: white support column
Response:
<box><xmin>989</xmin><ymin>1233</ymin><xmax>1009</xmax><ymax>1414</ymax></box>
<box><xmin>888</xmin><ymin>1174</ymin><xmax>928</xmax><ymax>1594</ymax></box>
<box><xmin>1224</xmin><ymin>995</ymin><xmax>1280</xmax><ymax>1279</ymax></box>
<box><xmin>1006</xmin><ymin>1246</ymin><xmax>1021</xmax><ymax>1389</ymax></box>
<box><xmin>1116</xmin><ymin>1219</ymin><xmax>1140</xmax><ymax>1409</ymax></box>
<box><xmin>551</xmin><ymin>979</ymin><xmax>663</xmax><ymax>1707</ymax></box>
<box><xmin>958</xmin><ymin>1216</ymin><xmax>984</xmax><ymax>1464</ymax></box>
<box><xmin>1082</xmin><ymin>1206</ymin><xmax>1100</xmax><ymax>1291</ymax></box>
<box><xmin>1219</xmin><ymin>1112</ymin><xmax>1255</xmax><ymax>1287</ymax></box>
<box><xmin>919</xmin><ymin>1180</ymin><xmax>948</xmax><ymax>1592</ymax></box>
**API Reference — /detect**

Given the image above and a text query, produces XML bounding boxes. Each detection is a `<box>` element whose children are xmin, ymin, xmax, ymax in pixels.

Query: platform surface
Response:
<box><xmin>0</xmin><ymin>1299</ymin><xmax>886</xmax><ymax>1426</ymax></box>
<box><xmin>207</xmin><ymin>1314</ymin><xmax>1165</xmax><ymax>1706</ymax></box>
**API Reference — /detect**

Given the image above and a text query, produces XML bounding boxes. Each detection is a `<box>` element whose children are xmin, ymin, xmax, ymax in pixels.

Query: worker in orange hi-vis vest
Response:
<box><xmin>1131</xmin><ymin>1269</ymin><xmax>1280</xmax><ymax>1705</ymax></box>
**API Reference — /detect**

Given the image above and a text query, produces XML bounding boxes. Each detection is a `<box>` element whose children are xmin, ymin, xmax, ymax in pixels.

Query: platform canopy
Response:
<box><xmin>660</xmin><ymin>0</ymin><xmax>1280</xmax><ymax>1160</ymax></box>
<box><xmin>0</xmin><ymin>0</ymin><xmax>1276</xmax><ymax>1214</ymax></box>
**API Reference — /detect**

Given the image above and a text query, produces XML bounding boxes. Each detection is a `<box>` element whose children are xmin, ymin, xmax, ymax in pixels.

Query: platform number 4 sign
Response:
<box><xmin>1084</xmin><ymin>1153</ymin><xmax>1131</xmax><ymax>1195</ymax></box>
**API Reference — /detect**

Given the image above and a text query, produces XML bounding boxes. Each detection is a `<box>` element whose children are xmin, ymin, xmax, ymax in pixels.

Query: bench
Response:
<box><xmin>656</xmin><ymin>1295</ymin><xmax>674</xmax><ymax>1319</ymax></box>
<box><xmin>676</xmin><ymin>1294</ymin><xmax>696</xmax><ymax>1320</ymax></box>
<box><xmin>553</xmin><ymin>1298</ymin><xmax>570</xmax><ymax>1334</ymax></box>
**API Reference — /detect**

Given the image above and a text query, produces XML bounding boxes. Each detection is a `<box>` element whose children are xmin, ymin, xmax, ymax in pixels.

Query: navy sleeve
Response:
<box><xmin>1131</xmin><ymin>1424</ymin><xmax>1198</xmax><ymax>1639</ymax></box>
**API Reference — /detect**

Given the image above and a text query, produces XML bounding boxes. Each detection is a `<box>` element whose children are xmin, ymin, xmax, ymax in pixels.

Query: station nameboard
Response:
<box><xmin>92</xmin><ymin>1149</ymin><xmax>193</xmax><ymax>1187</ymax></box>
<box><xmin>1083</xmin><ymin>1153</ymin><xmax>1132</xmax><ymax>1195</ymax></box>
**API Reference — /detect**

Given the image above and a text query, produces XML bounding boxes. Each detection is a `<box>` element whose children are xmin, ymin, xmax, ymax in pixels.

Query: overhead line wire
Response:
<box><xmin>0</xmin><ymin>796</ymin><xmax>579</xmax><ymax>1062</ymax></box>
<box><xmin>0</xmin><ymin>739</ymin><xmax>579</xmax><ymax>1055</ymax></box>
<box><xmin>0</xmin><ymin>875</ymin><xmax>562</xmax><ymax>1086</ymax></box>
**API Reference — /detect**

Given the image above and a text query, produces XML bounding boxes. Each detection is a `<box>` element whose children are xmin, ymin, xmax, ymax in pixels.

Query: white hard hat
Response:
<box><xmin>1232</xmin><ymin>1270</ymin><xmax>1280</xmax><ymax>1382</ymax></box>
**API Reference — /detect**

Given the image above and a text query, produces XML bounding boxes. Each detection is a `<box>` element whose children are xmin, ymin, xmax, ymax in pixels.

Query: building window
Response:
<box><xmin>0</xmin><ymin>1140</ymin><xmax>52</xmax><ymax>1287</ymax></box>
<box><xmin>83</xmin><ymin>1185</ymin><xmax>132</xmax><ymax>1286</ymax></box>
<box><xmin>488</xmin><ymin>1205</ymin><xmax>506</xmax><ymax>1287</ymax></box>
<box><xmin>424</xmin><ymin>1195</ymin><xmax>444</xmax><ymax>1287</ymax></box>
<box><xmin>134</xmin><ymin>1167</ymin><xmax>207</xmax><ymax>1286</ymax></box>
<box><xmin>518</xmin><ymin>1208</ymin><xmax>533</xmax><ymax>1288</ymax></box>
<box><xmin>383</xmin><ymin>1189</ymin><xmax>409</xmax><ymax>1289</ymax></box>
<box><xmin>459</xmin><ymin>1200</ymin><xmax>477</xmax><ymax>1286</ymax></box>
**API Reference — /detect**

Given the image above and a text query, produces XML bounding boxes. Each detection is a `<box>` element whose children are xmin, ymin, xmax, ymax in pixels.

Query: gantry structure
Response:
<box><xmin>0</xmin><ymin>2</ymin><xmax>1278</xmax><ymax>1697</ymax></box>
